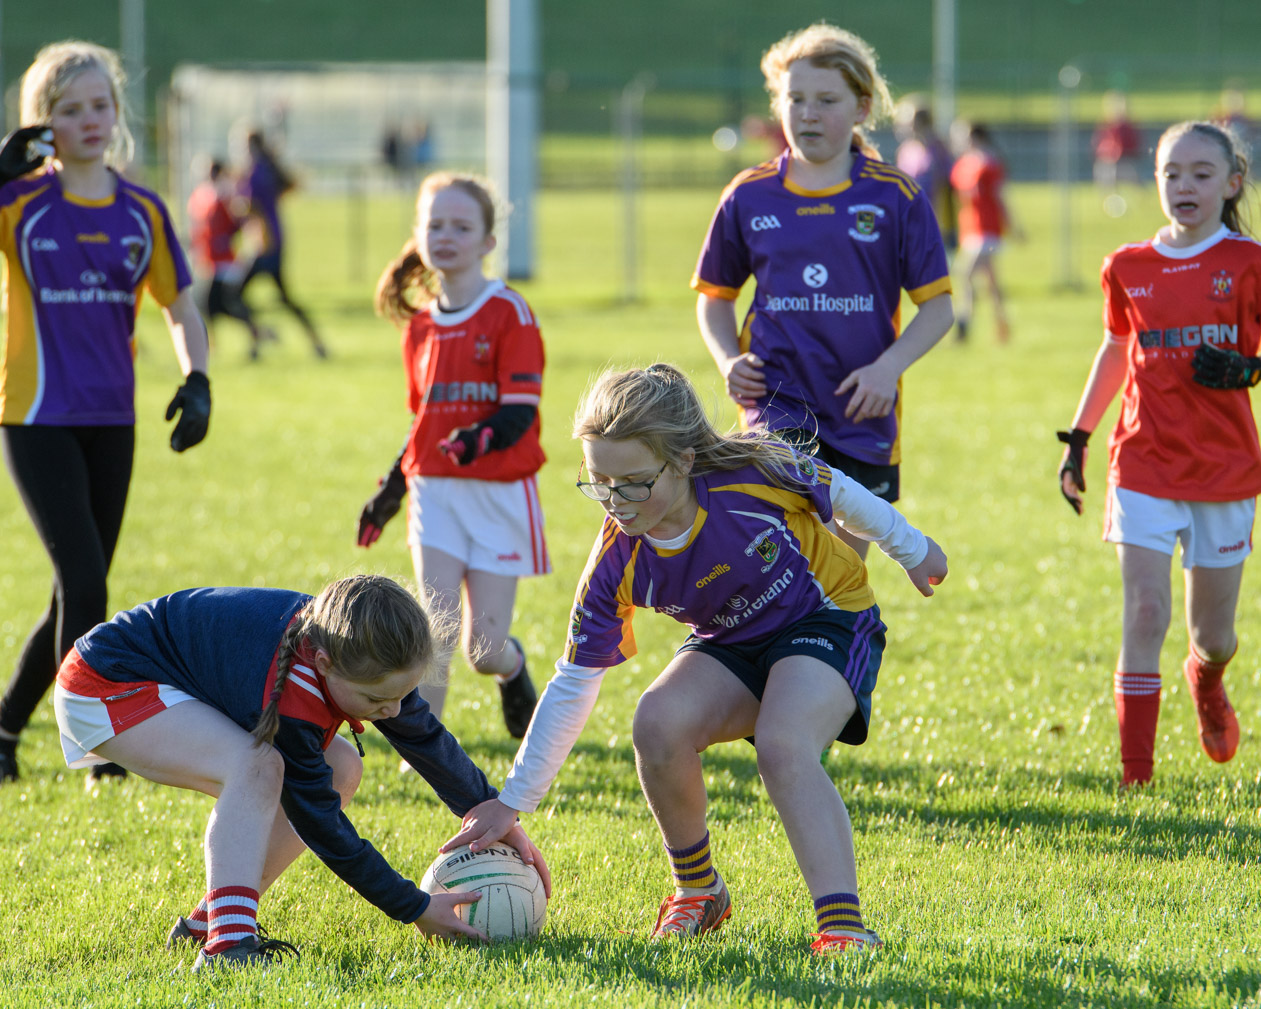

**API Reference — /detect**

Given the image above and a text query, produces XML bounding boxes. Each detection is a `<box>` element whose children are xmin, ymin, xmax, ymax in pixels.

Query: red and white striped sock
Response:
<box><xmin>1114</xmin><ymin>671</ymin><xmax>1161</xmax><ymax>786</ymax></box>
<box><xmin>185</xmin><ymin>897</ymin><xmax>209</xmax><ymax>940</ymax></box>
<box><xmin>201</xmin><ymin>886</ymin><xmax>260</xmax><ymax>957</ymax></box>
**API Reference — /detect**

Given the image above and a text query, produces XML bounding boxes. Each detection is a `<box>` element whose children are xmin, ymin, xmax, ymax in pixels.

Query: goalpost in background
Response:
<box><xmin>165</xmin><ymin>62</ymin><xmax>489</xmax><ymax>281</ymax></box>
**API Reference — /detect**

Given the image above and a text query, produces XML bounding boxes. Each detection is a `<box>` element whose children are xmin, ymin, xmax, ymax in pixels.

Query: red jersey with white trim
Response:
<box><xmin>1101</xmin><ymin>225</ymin><xmax>1261</xmax><ymax>501</ymax></box>
<box><xmin>400</xmin><ymin>279</ymin><xmax>545</xmax><ymax>481</ymax></box>
<box><xmin>950</xmin><ymin>150</ymin><xmax>1005</xmax><ymax>240</ymax></box>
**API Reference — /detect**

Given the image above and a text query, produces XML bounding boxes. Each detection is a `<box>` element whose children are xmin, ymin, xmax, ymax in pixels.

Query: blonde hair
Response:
<box><xmin>1156</xmin><ymin>120</ymin><xmax>1253</xmax><ymax>235</ymax></box>
<box><xmin>573</xmin><ymin>363</ymin><xmax>806</xmax><ymax>488</ymax></box>
<box><xmin>374</xmin><ymin>172</ymin><xmax>499</xmax><ymax>326</ymax></box>
<box><xmin>760</xmin><ymin>23</ymin><xmax>893</xmax><ymax>157</ymax></box>
<box><xmin>19</xmin><ymin>40</ymin><xmax>134</xmax><ymax>170</ymax></box>
<box><xmin>251</xmin><ymin>574</ymin><xmax>441</xmax><ymax>746</ymax></box>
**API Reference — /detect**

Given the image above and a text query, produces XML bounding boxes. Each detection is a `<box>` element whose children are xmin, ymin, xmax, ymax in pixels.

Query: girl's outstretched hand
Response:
<box><xmin>414</xmin><ymin>891</ymin><xmax>488</xmax><ymax>942</ymax></box>
<box><xmin>906</xmin><ymin>536</ymin><xmax>948</xmax><ymax>597</ymax></box>
<box><xmin>441</xmin><ymin>797</ymin><xmax>552</xmax><ymax>899</ymax></box>
<box><xmin>443</xmin><ymin>797</ymin><xmax>518</xmax><ymax>852</ymax></box>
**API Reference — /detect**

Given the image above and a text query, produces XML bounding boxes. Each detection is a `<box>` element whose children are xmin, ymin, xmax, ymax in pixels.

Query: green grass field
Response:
<box><xmin>2</xmin><ymin>180</ymin><xmax>1261</xmax><ymax>1008</ymax></box>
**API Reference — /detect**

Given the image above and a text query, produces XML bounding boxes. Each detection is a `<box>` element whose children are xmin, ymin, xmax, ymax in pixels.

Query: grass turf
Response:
<box><xmin>0</xmin><ymin>180</ymin><xmax>1259</xmax><ymax>1007</ymax></box>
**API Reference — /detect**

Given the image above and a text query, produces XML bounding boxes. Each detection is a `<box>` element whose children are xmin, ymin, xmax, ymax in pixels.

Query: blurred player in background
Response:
<box><xmin>0</xmin><ymin>41</ymin><xmax>211</xmax><ymax>785</ymax></box>
<box><xmin>237</xmin><ymin>128</ymin><xmax>328</xmax><ymax>359</ymax></box>
<box><xmin>53</xmin><ymin>574</ymin><xmax>548</xmax><ymax>969</ymax></box>
<box><xmin>358</xmin><ymin>173</ymin><xmax>548</xmax><ymax>738</ymax></box>
<box><xmin>950</xmin><ymin>122</ymin><xmax>1017</xmax><ymax>343</ymax></box>
<box><xmin>1091</xmin><ymin>90</ymin><xmax>1144</xmax><ymax>192</ymax></box>
<box><xmin>894</xmin><ymin>97</ymin><xmax>957</xmax><ymax>251</ymax></box>
<box><xmin>693</xmin><ymin>23</ymin><xmax>953</xmax><ymax>561</ymax></box>
<box><xmin>1058</xmin><ymin>121</ymin><xmax>1259</xmax><ymax>790</ymax></box>
<box><xmin>187</xmin><ymin>156</ymin><xmax>273</xmax><ymax>360</ymax></box>
<box><xmin>446</xmin><ymin>363</ymin><xmax>947</xmax><ymax>955</ymax></box>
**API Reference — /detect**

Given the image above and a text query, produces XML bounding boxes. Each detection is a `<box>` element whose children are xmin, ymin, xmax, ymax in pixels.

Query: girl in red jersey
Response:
<box><xmin>0</xmin><ymin>41</ymin><xmax>210</xmax><ymax>785</ymax></box>
<box><xmin>358</xmin><ymin>173</ymin><xmax>548</xmax><ymax>738</ymax></box>
<box><xmin>1058</xmin><ymin>121</ymin><xmax>1260</xmax><ymax>789</ymax></box>
<box><xmin>950</xmin><ymin>122</ymin><xmax>1015</xmax><ymax>343</ymax></box>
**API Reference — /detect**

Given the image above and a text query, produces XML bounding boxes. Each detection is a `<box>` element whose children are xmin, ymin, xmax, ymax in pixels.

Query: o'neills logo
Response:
<box><xmin>696</xmin><ymin>563</ymin><xmax>730</xmax><ymax>588</ymax></box>
<box><xmin>797</xmin><ymin>203</ymin><xmax>835</xmax><ymax>216</ymax></box>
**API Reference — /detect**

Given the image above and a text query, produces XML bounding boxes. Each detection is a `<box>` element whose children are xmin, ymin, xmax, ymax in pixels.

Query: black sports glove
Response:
<box><xmin>164</xmin><ymin>371</ymin><xmax>211</xmax><ymax>452</ymax></box>
<box><xmin>1192</xmin><ymin>342</ymin><xmax>1261</xmax><ymax>390</ymax></box>
<box><xmin>438</xmin><ymin>424</ymin><xmax>495</xmax><ymax>466</ymax></box>
<box><xmin>357</xmin><ymin>462</ymin><xmax>407</xmax><ymax>548</ymax></box>
<box><xmin>0</xmin><ymin>126</ymin><xmax>53</xmax><ymax>185</ymax></box>
<box><xmin>1056</xmin><ymin>428</ymin><xmax>1090</xmax><ymax>515</ymax></box>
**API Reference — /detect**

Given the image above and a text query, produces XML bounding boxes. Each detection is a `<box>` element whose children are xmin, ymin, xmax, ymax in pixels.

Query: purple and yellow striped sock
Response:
<box><xmin>666</xmin><ymin>832</ymin><xmax>717</xmax><ymax>891</ymax></box>
<box><xmin>814</xmin><ymin>892</ymin><xmax>864</xmax><ymax>934</ymax></box>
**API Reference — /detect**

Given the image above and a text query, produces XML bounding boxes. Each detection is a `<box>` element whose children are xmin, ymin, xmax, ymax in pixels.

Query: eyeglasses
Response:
<box><xmin>576</xmin><ymin>461</ymin><xmax>668</xmax><ymax>502</ymax></box>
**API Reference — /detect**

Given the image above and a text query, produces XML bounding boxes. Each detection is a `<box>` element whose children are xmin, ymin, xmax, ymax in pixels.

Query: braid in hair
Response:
<box><xmin>251</xmin><ymin>606</ymin><xmax>310</xmax><ymax>747</ymax></box>
<box><xmin>373</xmin><ymin>237</ymin><xmax>437</xmax><ymax>327</ymax></box>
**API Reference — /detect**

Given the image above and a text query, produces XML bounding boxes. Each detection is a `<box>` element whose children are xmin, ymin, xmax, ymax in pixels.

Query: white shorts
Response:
<box><xmin>54</xmin><ymin>650</ymin><xmax>196</xmax><ymax>768</ymax></box>
<box><xmin>1103</xmin><ymin>486</ymin><xmax>1255</xmax><ymax>569</ymax></box>
<box><xmin>961</xmin><ymin>234</ymin><xmax>1003</xmax><ymax>256</ymax></box>
<box><xmin>407</xmin><ymin>474</ymin><xmax>550</xmax><ymax>577</ymax></box>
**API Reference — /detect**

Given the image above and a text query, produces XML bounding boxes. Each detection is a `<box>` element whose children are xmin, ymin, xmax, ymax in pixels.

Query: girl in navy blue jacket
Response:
<box><xmin>53</xmin><ymin>574</ymin><xmax>548</xmax><ymax>970</ymax></box>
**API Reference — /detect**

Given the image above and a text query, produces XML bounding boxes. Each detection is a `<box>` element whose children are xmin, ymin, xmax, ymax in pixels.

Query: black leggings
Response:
<box><xmin>0</xmin><ymin>425</ymin><xmax>134</xmax><ymax>735</ymax></box>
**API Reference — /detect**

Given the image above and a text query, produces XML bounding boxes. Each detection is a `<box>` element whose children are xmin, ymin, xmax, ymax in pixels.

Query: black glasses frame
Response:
<box><xmin>576</xmin><ymin>461</ymin><xmax>669</xmax><ymax>502</ymax></box>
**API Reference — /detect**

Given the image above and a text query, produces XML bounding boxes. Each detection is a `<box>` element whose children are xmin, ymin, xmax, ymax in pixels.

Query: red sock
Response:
<box><xmin>185</xmin><ymin>897</ymin><xmax>209</xmax><ymax>939</ymax></box>
<box><xmin>202</xmin><ymin>886</ymin><xmax>260</xmax><ymax>956</ymax></box>
<box><xmin>1184</xmin><ymin>649</ymin><xmax>1230</xmax><ymax>691</ymax></box>
<box><xmin>1114</xmin><ymin>671</ymin><xmax>1161</xmax><ymax>786</ymax></box>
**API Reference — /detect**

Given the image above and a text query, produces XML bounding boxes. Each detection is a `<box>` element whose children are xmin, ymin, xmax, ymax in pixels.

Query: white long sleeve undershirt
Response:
<box><xmin>825</xmin><ymin>463</ymin><xmax>929</xmax><ymax>570</ymax></box>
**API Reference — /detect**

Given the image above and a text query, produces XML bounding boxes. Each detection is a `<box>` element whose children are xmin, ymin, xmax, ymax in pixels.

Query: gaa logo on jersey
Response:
<box><xmin>803</xmin><ymin>264</ymin><xmax>829</xmax><ymax>288</ymax></box>
<box><xmin>1210</xmin><ymin>270</ymin><xmax>1234</xmax><ymax>301</ymax></box>
<box><xmin>847</xmin><ymin>203</ymin><xmax>885</xmax><ymax>243</ymax></box>
<box><xmin>473</xmin><ymin>334</ymin><xmax>492</xmax><ymax>362</ymax></box>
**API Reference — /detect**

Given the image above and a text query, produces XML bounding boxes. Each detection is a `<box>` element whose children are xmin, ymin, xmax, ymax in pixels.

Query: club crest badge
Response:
<box><xmin>745</xmin><ymin>529</ymin><xmax>780</xmax><ymax>572</ymax></box>
<box><xmin>847</xmin><ymin>203</ymin><xmax>885</xmax><ymax>243</ymax></box>
<box><xmin>473</xmin><ymin>334</ymin><xmax>492</xmax><ymax>361</ymax></box>
<box><xmin>1210</xmin><ymin>270</ymin><xmax>1234</xmax><ymax>302</ymax></box>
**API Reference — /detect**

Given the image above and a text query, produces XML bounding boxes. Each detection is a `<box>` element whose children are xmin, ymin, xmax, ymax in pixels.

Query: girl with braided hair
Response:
<box><xmin>51</xmin><ymin>574</ymin><xmax>549</xmax><ymax>971</ymax></box>
<box><xmin>358</xmin><ymin>172</ymin><xmax>549</xmax><ymax>738</ymax></box>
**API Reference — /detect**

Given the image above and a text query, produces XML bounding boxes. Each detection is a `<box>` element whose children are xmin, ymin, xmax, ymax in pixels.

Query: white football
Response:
<box><xmin>421</xmin><ymin>843</ymin><xmax>546</xmax><ymax>940</ymax></box>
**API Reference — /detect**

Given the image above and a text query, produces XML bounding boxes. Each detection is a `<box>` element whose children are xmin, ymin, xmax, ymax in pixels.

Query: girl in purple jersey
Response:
<box><xmin>0</xmin><ymin>41</ymin><xmax>211</xmax><ymax>785</ymax></box>
<box><xmin>54</xmin><ymin>574</ymin><xmax>548</xmax><ymax>970</ymax></box>
<box><xmin>694</xmin><ymin>23</ymin><xmax>953</xmax><ymax>560</ymax></box>
<box><xmin>446</xmin><ymin>364</ymin><xmax>947</xmax><ymax>956</ymax></box>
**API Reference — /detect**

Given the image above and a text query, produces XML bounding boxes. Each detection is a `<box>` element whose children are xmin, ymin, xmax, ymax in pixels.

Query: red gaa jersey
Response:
<box><xmin>400</xmin><ymin>279</ymin><xmax>545</xmax><ymax>481</ymax></box>
<box><xmin>1102</xmin><ymin>225</ymin><xmax>1261</xmax><ymax>501</ymax></box>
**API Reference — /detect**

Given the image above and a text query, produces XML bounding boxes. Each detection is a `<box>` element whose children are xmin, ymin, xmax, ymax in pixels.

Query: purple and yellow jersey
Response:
<box><xmin>0</xmin><ymin>169</ymin><xmax>191</xmax><ymax>426</ymax></box>
<box><xmin>691</xmin><ymin>150</ymin><xmax>951</xmax><ymax>466</ymax></box>
<box><xmin>565</xmin><ymin>453</ymin><xmax>876</xmax><ymax>667</ymax></box>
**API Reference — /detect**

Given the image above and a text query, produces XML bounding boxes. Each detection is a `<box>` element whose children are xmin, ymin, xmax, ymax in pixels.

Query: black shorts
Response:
<box><xmin>675</xmin><ymin>606</ymin><xmax>885</xmax><ymax>746</ymax></box>
<box><xmin>776</xmin><ymin>428</ymin><xmax>899</xmax><ymax>503</ymax></box>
